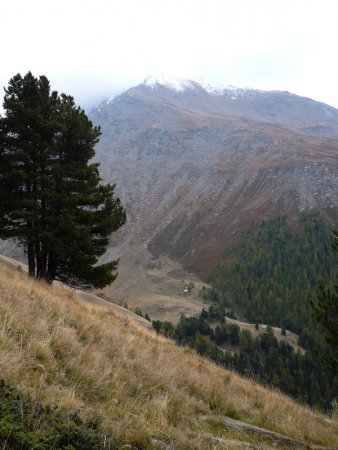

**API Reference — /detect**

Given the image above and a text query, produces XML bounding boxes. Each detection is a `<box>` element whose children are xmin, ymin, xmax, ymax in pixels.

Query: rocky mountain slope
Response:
<box><xmin>91</xmin><ymin>75</ymin><xmax>338</xmax><ymax>277</ymax></box>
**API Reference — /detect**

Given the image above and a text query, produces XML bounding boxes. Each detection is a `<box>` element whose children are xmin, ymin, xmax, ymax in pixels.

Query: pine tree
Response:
<box><xmin>312</xmin><ymin>231</ymin><xmax>338</xmax><ymax>375</ymax></box>
<box><xmin>0</xmin><ymin>72</ymin><xmax>126</xmax><ymax>288</ymax></box>
<box><xmin>0</xmin><ymin>72</ymin><xmax>59</xmax><ymax>277</ymax></box>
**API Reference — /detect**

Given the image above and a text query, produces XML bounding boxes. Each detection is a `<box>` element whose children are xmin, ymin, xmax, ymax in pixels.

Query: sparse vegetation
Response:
<box><xmin>0</xmin><ymin>258</ymin><xmax>337</xmax><ymax>448</ymax></box>
<box><xmin>134</xmin><ymin>306</ymin><xmax>151</xmax><ymax>321</ymax></box>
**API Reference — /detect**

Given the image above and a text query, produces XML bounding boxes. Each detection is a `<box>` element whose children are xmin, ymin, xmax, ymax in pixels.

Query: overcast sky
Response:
<box><xmin>1</xmin><ymin>0</ymin><xmax>338</xmax><ymax>111</ymax></box>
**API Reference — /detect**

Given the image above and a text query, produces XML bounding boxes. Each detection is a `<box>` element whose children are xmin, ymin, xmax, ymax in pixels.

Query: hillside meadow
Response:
<box><xmin>0</xmin><ymin>258</ymin><xmax>337</xmax><ymax>449</ymax></box>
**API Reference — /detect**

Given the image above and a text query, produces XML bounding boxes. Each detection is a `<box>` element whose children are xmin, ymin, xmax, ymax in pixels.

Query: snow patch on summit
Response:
<box><xmin>196</xmin><ymin>78</ymin><xmax>255</xmax><ymax>97</ymax></box>
<box><xmin>93</xmin><ymin>74</ymin><xmax>265</xmax><ymax>113</ymax></box>
<box><xmin>197</xmin><ymin>79</ymin><xmax>239</xmax><ymax>95</ymax></box>
<box><xmin>143</xmin><ymin>73</ymin><xmax>256</xmax><ymax>98</ymax></box>
<box><xmin>143</xmin><ymin>73</ymin><xmax>195</xmax><ymax>92</ymax></box>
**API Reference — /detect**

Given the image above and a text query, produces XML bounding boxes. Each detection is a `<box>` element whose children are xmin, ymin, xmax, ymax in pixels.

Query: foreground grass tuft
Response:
<box><xmin>0</xmin><ymin>380</ymin><xmax>117</xmax><ymax>449</ymax></box>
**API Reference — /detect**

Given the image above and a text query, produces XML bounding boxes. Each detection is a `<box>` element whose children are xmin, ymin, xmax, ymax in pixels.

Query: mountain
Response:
<box><xmin>0</xmin><ymin>256</ymin><xmax>337</xmax><ymax>449</ymax></box>
<box><xmin>90</xmin><ymin>75</ymin><xmax>338</xmax><ymax>279</ymax></box>
<box><xmin>97</xmin><ymin>74</ymin><xmax>338</xmax><ymax>139</ymax></box>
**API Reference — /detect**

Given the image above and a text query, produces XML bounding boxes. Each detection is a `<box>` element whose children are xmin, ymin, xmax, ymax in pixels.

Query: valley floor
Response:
<box><xmin>96</xmin><ymin>243</ymin><xmax>212</xmax><ymax>322</ymax></box>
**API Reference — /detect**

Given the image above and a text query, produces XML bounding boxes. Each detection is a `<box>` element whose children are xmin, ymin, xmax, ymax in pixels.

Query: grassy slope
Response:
<box><xmin>0</xmin><ymin>260</ymin><xmax>337</xmax><ymax>449</ymax></box>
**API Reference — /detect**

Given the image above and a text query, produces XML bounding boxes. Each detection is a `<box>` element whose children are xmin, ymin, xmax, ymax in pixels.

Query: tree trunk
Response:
<box><xmin>27</xmin><ymin>241</ymin><xmax>36</xmax><ymax>277</ymax></box>
<box><xmin>46</xmin><ymin>256</ymin><xmax>56</xmax><ymax>284</ymax></box>
<box><xmin>36</xmin><ymin>244</ymin><xmax>47</xmax><ymax>280</ymax></box>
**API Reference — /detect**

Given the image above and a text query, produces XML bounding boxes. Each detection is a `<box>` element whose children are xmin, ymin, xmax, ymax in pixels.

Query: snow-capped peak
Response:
<box><xmin>93</xmin><ymin>74</ymin><xmax>259</xmax><ymax>111</ymax></box>
<box><xmin>196</xmin><ymin>78</ymin><xmax>246</xmax><ymax>95</ymax></box>
<box><xmin>143</xmin><ymin>73</ymin><xmax>195</xmax><ymax>92</ymax></box>
<box><xmin>143</xmin><ymin>73</ymin><xmax>254</xmax><ymax>97</ymax></box>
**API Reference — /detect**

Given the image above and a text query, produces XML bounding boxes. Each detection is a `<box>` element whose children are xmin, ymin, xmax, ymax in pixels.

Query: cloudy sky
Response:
<box><xmin>1</xmin><ymin>0</ymin><xmax>338</xmax><ymax>111</ymax></box>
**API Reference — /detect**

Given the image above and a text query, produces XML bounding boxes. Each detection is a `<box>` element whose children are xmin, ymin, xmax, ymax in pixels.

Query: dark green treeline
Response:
<box><xmin>153</xmin><ymin>214</ymin><xmax>338</xmax><ymax>411</ymax></box>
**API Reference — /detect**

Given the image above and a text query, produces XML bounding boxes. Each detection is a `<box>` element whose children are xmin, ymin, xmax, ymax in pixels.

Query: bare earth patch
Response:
<box><xmin>96</xmin><ymin>246</ymin><xmax>212</xmax><ymax>323</ymax></box>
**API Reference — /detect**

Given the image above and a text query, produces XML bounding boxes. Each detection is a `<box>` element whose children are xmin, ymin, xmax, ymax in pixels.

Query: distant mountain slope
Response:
<box><xmin>0</xmin><ymin>257</ymin><xmax>337</xmax><ymax>449</ymax></box>
<box><xmin>96</xmin><ymin>74</ymin><xmax>338</xmax><ymax>139</ymax></box>
<box><xmin>91</xmin><ymin>76</ymin><xmax>338</xmax><ymax>276</ymax></box>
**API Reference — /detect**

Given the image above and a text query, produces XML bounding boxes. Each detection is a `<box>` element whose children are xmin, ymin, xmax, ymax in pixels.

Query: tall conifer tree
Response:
<box><xmin>0</xmin><ymin>72</ymin><xmax>126</xmax><ymax>288</ymax></box>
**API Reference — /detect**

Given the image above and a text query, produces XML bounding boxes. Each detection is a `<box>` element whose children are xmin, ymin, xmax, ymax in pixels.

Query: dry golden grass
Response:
<box><xmin>0</xmin><ymin>261</ymin><xmax>337</xmax><ymax>449</ymax></box>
